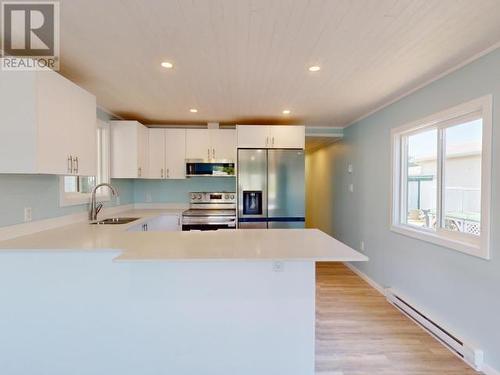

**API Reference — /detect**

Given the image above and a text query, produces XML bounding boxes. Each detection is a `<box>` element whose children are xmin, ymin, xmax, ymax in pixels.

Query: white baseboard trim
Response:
<box><xmin>343</xmin><ymin>262</ymin><xmax>499</xmax><ymax>375</ymax></box>
<box><xmin>343</xmin><ymin>262</ymin><xmax>386</xmax><ymax>295</ymax></box>
<box><xmin>0</xmin><ymin>204</ymin><xmax>134</xmax><ymax>241</ymax></box>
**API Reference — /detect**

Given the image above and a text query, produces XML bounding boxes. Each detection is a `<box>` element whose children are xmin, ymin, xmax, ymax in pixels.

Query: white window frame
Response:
<box><xmin>59</xmin><ymin>120</ymin><xmax>111</xmax><ymax>207</ymax></box>
<box><xmin>390</xmin><ymin>96</ymin><xmax>492</xmax><ymax>259</ymax></box>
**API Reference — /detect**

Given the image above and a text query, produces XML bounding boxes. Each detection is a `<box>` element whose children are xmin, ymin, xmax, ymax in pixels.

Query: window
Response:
<box><xmin>391</xmin><ymin>96</ymin><xmax>492</xmax><ymax>259</ymax></box>
<box><xmin>59</xmin><ymin>121</ymin><xmax>110</xmax><ymax>206</ymax></box>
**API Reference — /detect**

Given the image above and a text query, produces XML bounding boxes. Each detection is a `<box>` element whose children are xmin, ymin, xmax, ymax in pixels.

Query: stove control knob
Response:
<box><xmin>224</xmin><ymin>194</ymin><xmax>229</xmax><ymax>199</ymax></box>
<box><xmin>197</xmin><ymin>194</ymin><xmax>202</xmax><ymax>200</ymax></box>
<box><xmin>230</xmin><ymin>194</ymin><xmax>235</xmax><ymax>199</ymax></box>
<box><xmin>191</xmin><ymin>194</ymin><xmax>196</xmax><ymax>200</ymax></box>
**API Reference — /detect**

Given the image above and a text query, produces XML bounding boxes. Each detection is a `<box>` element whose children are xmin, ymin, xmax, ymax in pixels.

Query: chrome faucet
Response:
<box><xmin>89</xmin><ymin>183</ymin><xmax>119</xmax><ymax>221</ymax></box>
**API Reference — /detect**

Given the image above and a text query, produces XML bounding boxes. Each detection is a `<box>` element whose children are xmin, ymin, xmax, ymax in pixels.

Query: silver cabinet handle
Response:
<box><xmin>67</xmin><ymin>155</ymin><xmax>73</xmax><ymax>174</ymax></box>
<box><xmin>177</xmin><ymin>216</ymin><xmax>180</xmax><ymax>226</ymax></box>
<box><xmin>208</xmin><ymin>148</ymin><xmax>210</xmax><ymax>160</ymax></box>
<box><xmin>72</xmin><ymin>156</ymin><xmax>79</xmax><ymax>174</ymax></box>
<box><xmin>161</xmin><ymin>168</ymin><xmax>164</xmax><ymax>178</ymax></box>
<box><xmin>138</xmin><ymin>167</ymin><xmax>142</xmax><ymax>177</ymax></box>
<box><xmin>167</xmin><ymin>168</ymin><xmax>170</xmax><ymax>178</ymax></box>
<box><xmin>266</xmin><ymin>136</ymin><xmax>269</xmax><ymax>148</ymax></box>
<box><xmin>272</xmin><ymin>136</ymin><xmax>275</xmax><ymax>147</ymax></box>
<box><xmin>212</xmin><ymin>148</ymin><xmax>215</xmax><ymax>159</ymax></box>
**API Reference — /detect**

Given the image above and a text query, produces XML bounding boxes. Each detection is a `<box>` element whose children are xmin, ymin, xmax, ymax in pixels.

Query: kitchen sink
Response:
<box><xmin>91</xmin><ymin>217</ymin><xmax>140</xmax><ymax>225</ymax></box>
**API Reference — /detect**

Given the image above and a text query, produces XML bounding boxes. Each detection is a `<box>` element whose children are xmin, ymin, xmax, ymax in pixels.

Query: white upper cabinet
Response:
<box><xmin>147</xmin><ymin>128</ymin><xmax>186</xmax><ymax>179</ymax></box>
<box><xmin>236</xmin><ymin>126</ymin><xmax>269</xmax><ymax>148</ymax></box>
<box><xmin>0</xmin><ymin>69</ymin><xmax>97</xmax><ymax>175</ymax></box>
<box><xmin>165</xmin><ymin>129</ymin><xmax>186</xmax><ymax>179</ymax></box>
<box><xmin>236</xmin><ymin>125</ymin><xmax>305</xmax><ymax>149</ymax></box>
<box><xmin>186</xmin><ymin>129</ymin><xmax>210</xmax><ymax>160</ymax></box>
<box><xmin>209</xmin><ymin>129</ymin><xmax>236</xmax><ymax>161</ymax></box>
<box><xmin>110</xmin><ymin>121</ymin><xmax>149</xmax><ymax>178</ymax></box>
<box><xmin>148</xmin><ymin>128</ymin><xmax>165</xmax><ymax>179</ymax></box>
<box><xmin>186</xmin><ymin>128</ymin><xmax>236</xmax><ymax>161</ymax></box>
<box><xmin>269</xmin><ymin>126</ymin><xmax>305</xmax><ymax>149</ymax></box>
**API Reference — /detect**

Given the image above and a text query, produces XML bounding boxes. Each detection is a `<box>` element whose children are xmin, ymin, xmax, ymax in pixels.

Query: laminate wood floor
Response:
<box><xmin>315</xmin><ymin>263</ymin><xmax>481</xmax><ymax>375</ymax></box>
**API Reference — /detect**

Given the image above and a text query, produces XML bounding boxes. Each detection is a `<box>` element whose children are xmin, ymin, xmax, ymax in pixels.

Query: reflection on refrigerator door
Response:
<box><xmin>267</xmin><ymin>149</ymin><xmax>305</xmax><ymax>228</ymax></box>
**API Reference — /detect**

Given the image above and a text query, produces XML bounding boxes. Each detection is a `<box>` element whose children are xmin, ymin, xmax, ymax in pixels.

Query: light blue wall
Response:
<box><xmin>0</xmin><ymin>175</ymin><xmax>134</xmax><ymax>227</ymax></box>
<box><xmin>133</xmin><ymin>177</ymin><xmax>236</xmax><ymax>203</ymax></box>
<box><xmin>0</xmin><ymin>176</ymin><xmax>235</xmax><ymax>227</ymax></box>
<box><xmin>329</xmin><ymin>48</ymin><xmax>500</xmax><ymax>369</ymax></box>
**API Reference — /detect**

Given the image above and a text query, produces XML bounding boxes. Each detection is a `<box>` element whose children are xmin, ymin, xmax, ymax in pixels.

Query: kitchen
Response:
<box><xmin>1</xmin><ymin>1</ymin><xmax>500</xmax><ymax>375</ymax></box>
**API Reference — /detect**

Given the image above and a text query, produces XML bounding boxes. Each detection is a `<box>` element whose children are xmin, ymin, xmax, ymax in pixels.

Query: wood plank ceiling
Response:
<box><xmin>57</xmin><ymin>0</ymin><xmax>500</xmax><ymax>126</ymax></box>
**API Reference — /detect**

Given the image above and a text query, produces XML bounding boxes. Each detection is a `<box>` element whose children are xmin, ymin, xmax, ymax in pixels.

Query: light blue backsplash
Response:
<box><xmin>0</xmin><ymin>175</ymin><xmax>235</xmax><ymax>227</ymax></box>
<box><xmin>0</xmin><ymin>175</ymin><xmax>134</xmax><ymax>227</ymax></box>
<box><xmin>330</xmin><ymin>48</ymin><xmax>500</xmax><ymax>369</ymax></box>
<box><xmin>133</xmin><ymin>177</ymin><xmax>236</xmax><ymax>203</ymax></box>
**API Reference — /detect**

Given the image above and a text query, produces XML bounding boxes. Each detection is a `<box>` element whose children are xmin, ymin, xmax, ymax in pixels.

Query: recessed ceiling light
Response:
<box><xmin>282</xmin><ymin>109</ymin><xmax>291</xmax><ymax>115</ymax></box>
<box><xmin>308</xmin><ymin>65</ymin><xmax>320</xmax><ymax>72</ymax></box>
<box><xmin>161</xmin><ymin>61</ymin><xmax>173</xmax><ymax>69</ymax></box>
<box><xmin>189</xmin><ymin>108</ymin><xmax>198</xmax><ymax>113</ymax></box>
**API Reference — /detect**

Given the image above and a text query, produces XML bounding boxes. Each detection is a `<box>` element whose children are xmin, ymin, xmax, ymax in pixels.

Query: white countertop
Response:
<box><xmin>0</xmin><ymin>209</ymin><xmax>368</xmax><ymax>263</ymax></box>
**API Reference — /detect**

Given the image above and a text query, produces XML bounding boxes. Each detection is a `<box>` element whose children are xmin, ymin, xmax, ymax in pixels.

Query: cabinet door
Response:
<box><xmin>165</xmin><ymin>129</ymin><xmax>186</xmax><ymax>179</ymax></box>
<box><xmin>36</xmin><ymin>71</ymin><xmax>73</xmax><ymax>174</ymax></box>
<box><xmin>70</xmin><ymin>82</ymin><xmax>97</xmax><ymax>176</ymax></box>
<box><xmin>236</xmin><ymin>125</ymin><xmax>269</xmax><ymax>148</ymax></box>
<box><xmin>209</xmin><ymin>129</ymin><xmax>236</xmax><ymax>161</ymax></box>
<box><xmin>145</xmin><ymin>215</ymin><xmax>181</xmax><ymax>231</ymax></box>
<box><xmin>148</xmin><ymin>128</ymin><xmax>166</xmax><ymax>179</ymax></box>
<box><xmin>269</xmin><ymin>125</ymin><xmax>305</xmax><ymax>149</ymax></box>
<box><xmin>137</xmin><ymin>123</ymin><xmax>149</xmax><ymax>178</ymax></box>
<box><xmin>186</xmin><ymin>129</ymin><xmax>210</xmax><ymax>160</ymax></box>
<box><xmin>110</xmin><ymin>121</ymin><xmax>140</xmax><ymax>178</ymax></box>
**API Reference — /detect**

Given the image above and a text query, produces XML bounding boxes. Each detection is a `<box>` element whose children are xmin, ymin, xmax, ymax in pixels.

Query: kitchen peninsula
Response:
<box><xmin>0</xmin><ymin>210</ymin><xmax>367</xmax><ymax>375</ymax></box>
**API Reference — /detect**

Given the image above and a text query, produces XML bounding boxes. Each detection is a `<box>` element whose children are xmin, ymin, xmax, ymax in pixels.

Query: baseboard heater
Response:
<box><xmin>385</xmin><ymin>288</ymin><xmax>483</xmax><ymax>371</ymax></box>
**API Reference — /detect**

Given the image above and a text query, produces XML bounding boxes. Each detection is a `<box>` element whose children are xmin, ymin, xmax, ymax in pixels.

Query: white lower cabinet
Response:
<box><xmin>148</xmin><ymin>128</ymin><xmax>186</xmax><ymax>179</ymax></box>
<box><xmin>128</xmin><ymin>214</ymin><xmax>181</xmax><ymax>232</ymax></box>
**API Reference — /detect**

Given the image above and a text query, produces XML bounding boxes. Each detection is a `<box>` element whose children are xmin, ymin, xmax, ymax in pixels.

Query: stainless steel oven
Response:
<box><xmin>182</xmin><ymin>192</ymin><xmax>236</xmax><ymax>231</ymax></box>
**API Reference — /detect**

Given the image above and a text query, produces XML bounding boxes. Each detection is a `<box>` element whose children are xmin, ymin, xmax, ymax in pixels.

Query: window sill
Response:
<box><xmin>390</xmin><ymin>224</ymin><xmax>489</xmax><ymax>260</ymax></box>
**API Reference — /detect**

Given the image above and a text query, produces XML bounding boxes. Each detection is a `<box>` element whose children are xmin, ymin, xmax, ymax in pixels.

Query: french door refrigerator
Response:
<box><xmin>237</xmin><ymin>149</ymin><xmax>305</xmax><ymax>229</ymax></box>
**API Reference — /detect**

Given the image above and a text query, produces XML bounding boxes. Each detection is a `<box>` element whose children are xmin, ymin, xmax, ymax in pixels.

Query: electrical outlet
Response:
<box><xmin>349</xmin><ymin>184</ymin><xmax>354</xmax><ymax>193</ymax></box>
<box><xmin>145</xmin><ymin>192</ymin><xmax>152</xmax><ymax>203</ymax></box>
<box><xmin>348</xmin><ymin>164</ymin><xmax>353</xmax><ymax>173</ymax></box>
<box><xmin>272</xmin><ymin>261</ymin><xmax>284</xmax><ymax>272</ymax></box>
<box><xmin>360</xmin><ymin>240</ymin><xmax>365</xmax><ymax>252</ymax></box>
<box><xmin>24</xmin><ymin>207</ymin><xmax>32</xmax><ymax>223</ymax></box>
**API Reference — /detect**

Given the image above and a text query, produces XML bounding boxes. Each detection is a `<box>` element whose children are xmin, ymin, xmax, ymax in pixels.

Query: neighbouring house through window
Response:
<box><xmin>391</xmin><ymin>96</ymin><xmax>492</xmax><ymax>259</ymax></box>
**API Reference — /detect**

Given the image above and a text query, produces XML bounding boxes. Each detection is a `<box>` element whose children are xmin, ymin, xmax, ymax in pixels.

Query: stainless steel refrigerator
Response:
<box><xmin>237</xmin><ymin>149</ymin><xmax>305</xmax><ymax>229</ymax></box>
